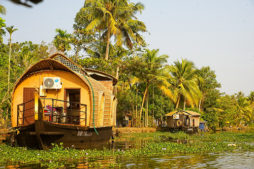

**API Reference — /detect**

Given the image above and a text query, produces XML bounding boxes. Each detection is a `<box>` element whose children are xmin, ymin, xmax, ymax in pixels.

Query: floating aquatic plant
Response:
<box><xmin>0</xmin><ymin>131</ymin><xmax>254</xmax><ymax>168</ymax></box>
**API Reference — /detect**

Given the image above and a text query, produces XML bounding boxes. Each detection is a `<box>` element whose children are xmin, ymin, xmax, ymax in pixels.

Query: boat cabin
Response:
<box><xmin>11</xmin><ymin>53</ymin><xmax>117</xmax><ymax>133</ymax></box>
<box><xmin>165</xmin><ymin>110</ymin><xmax>200</xmax><ymax>131</ymax></box>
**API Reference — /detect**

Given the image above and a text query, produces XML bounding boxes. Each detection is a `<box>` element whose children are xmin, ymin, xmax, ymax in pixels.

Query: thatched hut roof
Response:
<box><xmin>165</xmin><ymin>110</ymin><xmax>200</xmax><ymax>117</ymax></box>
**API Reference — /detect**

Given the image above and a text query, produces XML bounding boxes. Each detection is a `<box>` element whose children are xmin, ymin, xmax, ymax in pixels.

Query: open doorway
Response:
<box><xmin>65</xmin><ymin>89</ymin><xmax>80</xmax><ymax>124</ymax></box>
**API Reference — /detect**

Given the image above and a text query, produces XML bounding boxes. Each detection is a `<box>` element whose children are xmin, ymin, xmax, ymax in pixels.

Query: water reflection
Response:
<box><xmin>71</xmin><ymin>152</ymin><xmax>254</xmax><ymax>169</ymax></box>
<box><xmin>3</xmin><ymin>152</ymin><xmax>253</xmax><ymax>168</ymax></box>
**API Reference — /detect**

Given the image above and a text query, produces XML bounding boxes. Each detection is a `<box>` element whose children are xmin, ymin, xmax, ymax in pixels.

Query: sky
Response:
<box><xmin>1</xmin><ymin>0</ymin><xmax>254</xmax><ymax>95</ymax></box>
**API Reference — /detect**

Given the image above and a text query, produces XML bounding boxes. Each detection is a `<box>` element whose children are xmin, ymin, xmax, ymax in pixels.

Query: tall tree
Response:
<box><xmin>169</xmin><ymin>59</ymin><xmax>201</xmax><ymax>109</ymax></box>
<box><xmin>53</xmin><ymin>29</ymin><xmax>72</xmax><ymax>53</ymax></box>
<box><xmin>130</xmin><ymin>49</ymin><xmax>170</xmax><ymax>127</ymax></box>
<box><xmin>197</xmin><ymin>66</ymin><xmax>221</xmax><ymax>111</ymax></box>
<box><xmin>75</xmin><ymin>0</ymin><xmax>146</xmax><ymax>60</ymax></box>
<box><xmin>6</xmin><ymin>26</ymin><xmax>18</xmax><ymax>94</ymax></box>
<box><xmin>235</xmin><ymin>92</ymin><xmax>252</xmax><ymax>126</ymax></box>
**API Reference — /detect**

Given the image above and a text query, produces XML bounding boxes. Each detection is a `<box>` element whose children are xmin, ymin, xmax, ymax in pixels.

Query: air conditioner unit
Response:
<box><xmin>43</xmin><ymin>77</ymin><xmax>62</xmax><ymax>89</ymax></box>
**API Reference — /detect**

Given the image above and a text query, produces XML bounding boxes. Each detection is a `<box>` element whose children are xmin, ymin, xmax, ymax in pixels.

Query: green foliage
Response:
<box><xmin>169</xmin><ymin>59</ymin><xmax>201</xmax><ymax>109</ymax></box>
<box><xmin>73</xmin><ymin>0</ymin><xmax>146</xmax><ymax>60</ymax></box>
<box><xmin>53</xmin><ymin>29</ymin><xmax>72</xmax><ymax>53</ymax></box>
<box><xmin>0</xmin><ymin>41</ymin><xmax>49</xmax><ymax>118</ymax></box>
<box><xmin>0</xmin><ymin>4</ymin><xmax>6</xmax><ymax>43</ymax></box>
<box><xmin>0</xmin><ymin>131</ymin><xmax>254</xmax><ymax>168</ymax></box>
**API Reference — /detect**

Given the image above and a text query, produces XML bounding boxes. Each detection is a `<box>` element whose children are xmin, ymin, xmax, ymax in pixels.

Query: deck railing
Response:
<box><xmin>17</xmin><ymin>97</ymin><xmax>87</xmax><ymax>126</ymax></box>
<box><xmin>17</xmin><ymin>99</ymin><xmax>35</xmax><ymax>126</ymax></box>
<box><xmin>40</xmin><ymin>98</ymin><xmax>87</xmax><ymax>126</ymax></box>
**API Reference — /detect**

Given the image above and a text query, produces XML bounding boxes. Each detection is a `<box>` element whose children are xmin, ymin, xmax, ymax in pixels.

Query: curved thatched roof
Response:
<box><xmin>50</xmin><ymin>53</ymin><xmax>117</xmax><ymax>85</ymax></box>
<box><xmin>12</xmin><ymin>59</ymin><xmax>75</xmax><ymax>93</ymax></box>
<box><xmin>165</xmin><ymin>110</ymin><xmax>200</xmax><ymax>117</ymax></box>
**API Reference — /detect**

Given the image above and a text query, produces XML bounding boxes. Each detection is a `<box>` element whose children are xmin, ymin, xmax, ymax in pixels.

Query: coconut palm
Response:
<box><xmin>235</xmin><ymin>92</ymin><xmax>253</xmax><ymax>126</ymax></box>
<box><xmin>6</xmin><ymin>26</ymin><xmax>18</xmax><ymax>94</ymax></box>
<box><xmin>4</xmin><ymin>26</ymin><xmax>17</xmax><ymax>121</ymax></box>
<box><xmin>169</xmin><ymin>59</ymin><xmax>201</xmax><ymax>109</ymax></box>
<box><xmin>53</xmin><ymin>29</ymin><xmax>72</xmax><ymax>53</ymax></box>
<box><xmin>80</xmin><ymin>0</ymin><xmax>146</xmax><ymax>60</ymax></box>
<box><xmin>131</xmin><ymin>49</ymin><xmax>172</xmax><ymax>127</ymax></box>
<box><xmin>248</xmin><ymin>91</ymin><xmax>254</xmax><ymax>103</ymax></box>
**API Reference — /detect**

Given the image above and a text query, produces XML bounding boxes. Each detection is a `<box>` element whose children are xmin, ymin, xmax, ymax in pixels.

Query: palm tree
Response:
<box><xmin>131</xmin><ymin>49</ymin><xmax>171</xmax><ymax>127</ymax></box>
<box><xmin>169</xmin><ymin>59</ymin><xmax>201</xmax><ymax>109</ymax></box>
<box><xmin>248</xmin><ymin>91</ymin><xmax>254</xmax><ymax>103</ymax></box>
<box><xmin>53</xmin><ymin>29</ymin><xmax>72</xmax><ymax>53</ymax></box>
<box><xmin>6</xmin><ymin>26</ymin><xmax>18</xmax><ymax>94</ymax></box>
<box><xmin>81</xmin><ymin>0</ymin><xmax>146</xmax><ymax>60</ymax></box>
<box><xmin>235</xmin><ymin>93</ymin><xmax>252</xmax><ymax>126</ymax></box>
<box><xmin>5</xmin><ymin>26</ymin><xmax>17</xmax><ymax>121</ymax></box>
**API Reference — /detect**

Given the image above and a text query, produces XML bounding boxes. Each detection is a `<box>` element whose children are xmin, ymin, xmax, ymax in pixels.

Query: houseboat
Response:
<box><xmin>165</xmin><ymin>110</ymin><xmax>200</xmax><ymax>132</ymax></box>
<box><xmin>10</xmin><ymin>53</ymin><xmax>117</xmax><ymax>149</ymax></box>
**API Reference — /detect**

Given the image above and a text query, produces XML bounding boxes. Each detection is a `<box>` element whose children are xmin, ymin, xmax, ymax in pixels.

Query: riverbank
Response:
<box><xmin>113</xmin><ymin>127</ymin><xmax>156</xmax><ymax>134</ymax></box>
<box><xmin>0</xmin><ymin>131</ymin><xmax>254</xmax><ymax>168</ymax></box>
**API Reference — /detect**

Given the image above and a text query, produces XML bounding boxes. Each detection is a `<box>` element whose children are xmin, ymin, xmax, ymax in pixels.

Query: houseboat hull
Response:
<box><xmin>13</xmin><ymin>121</ymin><xmax>112</xmax><ymax>149</ymax></box>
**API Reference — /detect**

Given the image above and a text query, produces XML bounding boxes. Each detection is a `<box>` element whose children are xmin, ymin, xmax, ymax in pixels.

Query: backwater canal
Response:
<box><xmin>1</xmin><ymin>131</ymin><xmax>254</xmax><ymax>168</ymax></box>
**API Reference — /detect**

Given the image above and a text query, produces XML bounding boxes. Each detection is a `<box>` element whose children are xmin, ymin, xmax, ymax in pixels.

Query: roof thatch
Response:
<box><xmin>165</xmin><ymin>110</ymin><xmax>200</xmax><ymax>117</ymax></box>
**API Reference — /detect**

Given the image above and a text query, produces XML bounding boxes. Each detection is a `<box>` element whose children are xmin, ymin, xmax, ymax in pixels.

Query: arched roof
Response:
<box><xmin>12</xmin><ymin>59</ymin><xmax>74</xmax><ymax>92</ymax></box>
<box><xmin>49</xmin><ymin>53</ymin><xmax>117</xmax><ymax>85</ymax></box>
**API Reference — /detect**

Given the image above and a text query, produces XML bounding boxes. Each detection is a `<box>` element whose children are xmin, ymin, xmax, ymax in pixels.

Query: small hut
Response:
<box><xmin>165</xmin><ymin>110</ymin><xmax>200</xmax><ymax>131</ymax></box>
<box><xmin>11</xmin><ymin>53</ymin><xmax>117</xmax><ymax>149</ymax></box>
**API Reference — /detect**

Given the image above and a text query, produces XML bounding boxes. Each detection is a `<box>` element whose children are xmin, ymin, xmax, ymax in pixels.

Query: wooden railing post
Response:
<box><xmin>34</xmin><ymin>92</ymin><xmax>39</xmax><ymax>121</ymax></box>
<box><xmin>23</xmin><ymin>103</ymin><xmax>25</xmax><ymax>125</ymax></box>
<box><xmin>51</xmin><ymin>99</ymin><xmax>54</xmax><ymax>122</ymax></box>
<box><xmin>17</xmin><ymin>105</ymin><xmax>19</xmax><ymax>126</ymax></box>
<box><xmin>85</xmin><ymin>105</ymin><xmax>87</xmax><ymax>126</ymax></box>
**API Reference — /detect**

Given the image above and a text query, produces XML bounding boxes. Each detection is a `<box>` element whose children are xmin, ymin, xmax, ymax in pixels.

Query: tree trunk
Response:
<box><xmin>198</xmin><ymin>99</ymin><xmax>201</xmax><ymax>112</ymax></box>
<box><xmin>175</xmin><ymin>95</ymin><xmax>180</xmax><ymax>109</ymax></box>
<box><xmin>152</xmin><ymin>85</ymin><xmax>154</xmax><ymax>127</ymax></box>
<box><xmin>7</xmin><ymin>35</ymin><xmax>12</xmax><ymax>121</ymax></box>
<box><xmin>145</xmin><ymin>90</ymin><xmax>149</xmax><ymax>127</ymax></box>
<box><xmin>116</xmin><ymin>66</ymin><xmax>119</xmax><ymax>79</ymax></box>
<box><xmin>105</xmin><ymin>30</ymin><xmax>111</xmax><ymax>60</ymax></box>
<box><xmin>183</xmin><ymin>97</ymin><xmax>186</xmax><ymax>110</ymax></box>
<box><xmin>113</xmin><ymin>66</ymin><xmax>119</xmax><ymax>96</ymax></box>
<box><xmin>139</xmin><ymin>85</ymin><xmax>148</xmax><ymax>127</ymax></box>
<box><xmin>135</xmin><ymin>88</ymin><xmax>138</xmax><ymax>127</ymax></box>
<box><xmin>7</xmin><ymin>35</ymin><xmax>12</xmax><ymax>94</ymax></box>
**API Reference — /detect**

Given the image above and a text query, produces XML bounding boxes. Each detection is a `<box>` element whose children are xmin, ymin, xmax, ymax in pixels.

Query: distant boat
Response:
<box><xmin>10</xmin><ymin>53</ymin><xmax>117</xmax><ymax>149</ymax></box>
<box><xmin>165</xmin><ymin>110</ymin><xmax>201</xmax><ymax>132</ymax></box>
